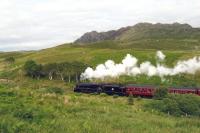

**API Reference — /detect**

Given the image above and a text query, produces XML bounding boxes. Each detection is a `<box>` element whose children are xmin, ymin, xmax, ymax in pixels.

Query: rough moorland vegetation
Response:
<box><xmin>1</xmin><ymin>84</ymin><xmax>200</xmax><ymax>133</ymax></box>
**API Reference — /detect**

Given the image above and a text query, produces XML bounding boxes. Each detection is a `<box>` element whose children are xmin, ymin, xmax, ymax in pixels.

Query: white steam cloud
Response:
<box><xmin>81</xmin><ymin>51</ymin><xmax>200</xmax><ymax>80</ymax></box>
<box><xmin>156</xmin><ymin>51</ymin><xmax>166</xmax><ymax>61</ymax></box>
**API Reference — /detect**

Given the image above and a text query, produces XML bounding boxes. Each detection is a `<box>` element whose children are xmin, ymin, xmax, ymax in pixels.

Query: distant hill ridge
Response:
<box><xmin>75</xmin><ymin>22</ymin><xmax>200</xmax><ymax>44</ymax></box>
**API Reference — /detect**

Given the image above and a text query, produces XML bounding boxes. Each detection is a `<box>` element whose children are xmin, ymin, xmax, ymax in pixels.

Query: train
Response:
<box><xmin>74</xmin><ymin>83</ymin><xmax>200</xmax><ymax>97</ymax></box>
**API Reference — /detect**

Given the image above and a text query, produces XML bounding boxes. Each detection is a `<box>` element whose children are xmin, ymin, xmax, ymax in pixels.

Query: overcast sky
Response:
<box><xmin>0</xmin><ymin>0</ymin><xmax>200</xmax><ymax>51</ymax></box>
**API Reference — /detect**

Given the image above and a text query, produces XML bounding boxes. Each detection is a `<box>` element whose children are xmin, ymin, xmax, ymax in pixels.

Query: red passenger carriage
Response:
<box><xmin>168</xmin><ymin>87</ymin><xmax>197</xmax><ymax>95</ymax></box>
<box><xmin>197</xmin><ymin>89</ymin><xmax>200</xmax><ymax>96</ymax></box>
<box><xmin>125</xmin><ymin>85</ymin><xmax>156</xmax><ymax>97</ymax></box>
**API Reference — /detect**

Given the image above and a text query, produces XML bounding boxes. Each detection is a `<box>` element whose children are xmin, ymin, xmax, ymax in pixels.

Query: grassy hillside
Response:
<box><xmin>0</xmin><ymin>44</ymin><xmax>200</xmax><ymax>87</ymax></box>
<box><xmin>1</xmin><ymin>44</ymin><xmax>199</xmax><ymax>66</ymax></box>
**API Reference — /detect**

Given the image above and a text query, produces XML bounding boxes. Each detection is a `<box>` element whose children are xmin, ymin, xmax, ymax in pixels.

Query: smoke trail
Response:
<box><xmin>81</xmin><ymin>51</ymin><xmax>200</xmax><ymax>80</ymax></box>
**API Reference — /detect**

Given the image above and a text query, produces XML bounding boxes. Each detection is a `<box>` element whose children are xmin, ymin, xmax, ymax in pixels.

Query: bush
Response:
<box><xmin>161</xmin><ymin>98</ymin><xmax>182</xmax><ymax>116</ymax></box>
<box><xmin>74</xmin><ymin>92</ymin><xmax>82</xmax><ymax>96</ymax></box>
<box><xmin>154</xmin><ymin>87</ymin><xmax>168</xmax><ymax>100</ymax></box>
<box><xmin>46</xmin><ymin>87</ymin><xmax>64</xmax><ymax>95</ymax></box>
<box><xmin>171</xmin><ymin>94</ymin><xmax>200</xmax><ymax>116</ymax></box>
<box><xmin>136</xmin><ymin>96</ymin><xmax>142</xmax><ymax>101</ymax></box>
<box><xmin>13</xmin><ymin>109</ymin><xmax>34</xmax><ymax>121</ymax></box>
<box><xmin>127</xmin><ymin>95</ymin><xmax>134</xmax><ymax>105</ymax></box>
<box><xmin>100</xmin><ymin>93</ymin><xmax>108</xmax><ymax>97</ymax></box>
<box><xmin>113</xmin><ymin>94</ymin><xmax>119</xmax><ymax>99</ymax></box>
<box><xmin>147</xmin><ymin>94</ymin><xmax>200</xmax><ymax>116</ymax></box>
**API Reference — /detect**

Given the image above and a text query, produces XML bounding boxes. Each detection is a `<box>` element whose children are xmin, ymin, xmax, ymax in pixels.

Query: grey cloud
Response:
<box><xmin>0</xmin><ymin>0</ymin><xmax>200</xmax><ymax>51</ymax></box>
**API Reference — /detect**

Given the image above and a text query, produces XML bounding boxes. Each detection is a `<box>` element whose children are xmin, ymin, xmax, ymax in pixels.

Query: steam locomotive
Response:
<box><xmin>74</xmin><ymin>83</ymin><xmax>200</xmax><ymax>97</ymax></box>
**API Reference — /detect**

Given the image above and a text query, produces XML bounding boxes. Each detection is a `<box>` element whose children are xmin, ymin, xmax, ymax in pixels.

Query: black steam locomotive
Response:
<box><xmin>74</xmin><ymin>83</ymin><xmax>126</xmax><ymax>96</ymax></box>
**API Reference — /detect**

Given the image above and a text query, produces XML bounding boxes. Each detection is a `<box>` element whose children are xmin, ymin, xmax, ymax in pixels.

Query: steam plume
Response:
<box><xmin>156</xmin><ymin>51</ymin><xmax>165</xmax><ymax>61</ymax></box>
<box><xmin>81</xmin><ymin>51</ymin><xmax>200</xmax><ymax>80</ymax></box>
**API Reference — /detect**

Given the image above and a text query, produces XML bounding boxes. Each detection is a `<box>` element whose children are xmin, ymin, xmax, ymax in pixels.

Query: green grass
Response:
<box><xmin>0</xmin><ymin>44</ymin><xmax>197</xmax><ymax>66</ymax></box>
<box><xmin>0</xmin><ymin>84</ymin><xmax>200</xmax><ymax>133</ymax></box>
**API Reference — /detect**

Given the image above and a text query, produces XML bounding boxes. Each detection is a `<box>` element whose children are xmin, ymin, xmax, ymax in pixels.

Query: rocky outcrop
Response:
<box><xmin>74</xmin><ymin>22</ymin><xmax>199</xmax><ymax>44</ymax></box>
<box><xmin>74</xmin><ymin>27</ymin><xmax>131</xmax><ymax>43</ymax></box>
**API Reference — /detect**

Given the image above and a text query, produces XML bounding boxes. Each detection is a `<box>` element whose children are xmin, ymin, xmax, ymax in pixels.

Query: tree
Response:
<box><xmin>71</xmin><ymin>61</ymin><xmax>88</xmax><ymax>82</ymax></box>
<box><xmin>43</xmin><ymin>63</ymin><xmax>57</xmax><ymax>80</ymax></box>
<box><xmin>4</xmin><ymin>57</ymin><xmax>15</xmax><ymax>64</ymax></box>
<box><xmin>24</xmin><ymin>60</ymin><xmax>43</xmax><ymax>79</ymax></box>
<box><xmin>56</xmin><ymin>63</ymin><xmax>66</xmax><ymax>81</ymax></box>
<box><xmin>42</xmin><ymin>61</ymin><xmax>88</xmax><ymax>82</ymax></box>
<box><xmin>63</xmin><ymin>62</ymin><xmax>74</xmax><ymax>83</ymax></box>
<box><xmin>43</xmin><ymin>62</ymin><xmax>72</xmax><ymax>81</ymax></box>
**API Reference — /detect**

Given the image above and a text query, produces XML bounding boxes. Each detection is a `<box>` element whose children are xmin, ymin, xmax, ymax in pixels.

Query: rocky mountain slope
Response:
<box><xmin>75</xmin><ymin>23</ymin><xmax>200</xmax><ymax>44</ymax></box>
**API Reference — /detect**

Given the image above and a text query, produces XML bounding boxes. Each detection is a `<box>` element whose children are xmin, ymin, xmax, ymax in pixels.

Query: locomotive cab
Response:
<box><xmin>102</xmin><ymin>84</ymin><xmax>125</xmax><ymax>96</ymax></box>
